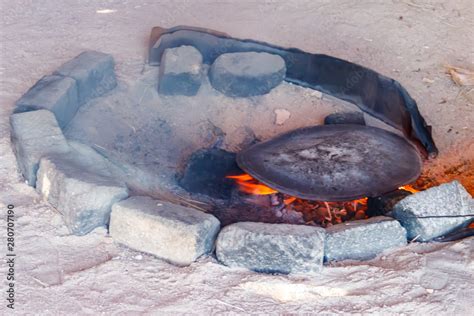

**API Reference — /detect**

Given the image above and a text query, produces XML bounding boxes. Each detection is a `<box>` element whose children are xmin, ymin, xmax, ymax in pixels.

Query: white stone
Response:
<box><xmin>36</xmin><ymin>153</ymin><xmax>128</xmax><ymax>235</ymax></box>
<box><xmin>110</xmin><ymin>196</ymin><xmax>221</xmax><ymax>266</ymax></box>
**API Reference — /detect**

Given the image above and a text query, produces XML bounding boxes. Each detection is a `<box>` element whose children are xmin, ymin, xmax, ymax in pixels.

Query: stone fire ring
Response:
<box><xmin>10</xmin><ymin>49</ymin><xmax>473</xmax><ymax>275</ymax></box>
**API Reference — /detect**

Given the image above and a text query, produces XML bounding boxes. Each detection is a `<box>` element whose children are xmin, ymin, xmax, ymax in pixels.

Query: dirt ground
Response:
<box><xmin>0</xmin><ymin>1</ymin><xmax>473</xmax><ymax>314</ymax></box>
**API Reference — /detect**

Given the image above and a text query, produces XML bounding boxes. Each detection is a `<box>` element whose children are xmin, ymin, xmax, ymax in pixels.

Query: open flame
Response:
<box><xmin>227</xmin><ymin>173</ymin><xmax>369</xmax><ymax>204</ymax></box>
<box><xmin>226</xmin><ymin>174</ymin><xmax>278</xmax><ymax>195</ymax></box>
<box><xmin>399</xmin><ymin>185</ymin><xmax>420</xmax><ymax>193</ymax></box>
<box><xmin>226</xmin><ymin>173</ymin><xmax>422</xmax><ymax>227</ymax></box>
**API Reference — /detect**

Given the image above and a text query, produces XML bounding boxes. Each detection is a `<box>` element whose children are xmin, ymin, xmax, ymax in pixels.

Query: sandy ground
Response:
<box><xmin>1</xmin><ymin>0</ymin><xmax>473</xmax><ymax>314</ymax></box>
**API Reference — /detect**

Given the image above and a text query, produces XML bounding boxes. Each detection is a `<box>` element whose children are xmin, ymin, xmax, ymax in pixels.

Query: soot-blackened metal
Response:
<box><xmin>237</xmin><ymin>125</ymin><xmax>422</xmax><ymax>201</ymax></box>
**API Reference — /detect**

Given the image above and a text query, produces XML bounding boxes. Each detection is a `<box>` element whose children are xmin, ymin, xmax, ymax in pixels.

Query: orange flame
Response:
<box><xmin>228</xmin><ymin>174</ymin><xmax>410</xmax><ymax>208</ymax></box>
<box><xmin>353</xmin><ymin>197</ymin><xmax>368</xmax><ymax>205</ymax></box>
<box><xmin>226</xmin><ymin>174</ymin><xmax>278</xmax><ymax>195</ymax></box>
<box><xmin>399</xmin><ymin>185</ymin><xmax>420</xmax><ymax>194</ymax></box>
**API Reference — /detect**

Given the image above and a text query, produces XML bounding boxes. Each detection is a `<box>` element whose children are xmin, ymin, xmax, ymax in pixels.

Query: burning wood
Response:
<box><xmin>227</xmin><ymin>173</ymin><xmax>370</xmax><ymax>227</ymax></box>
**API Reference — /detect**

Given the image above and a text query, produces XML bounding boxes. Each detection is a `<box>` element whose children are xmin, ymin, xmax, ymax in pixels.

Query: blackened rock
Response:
<box><xmin>10</xmin><ymin>110</ymin><xmax>70</xmax><ymax>186</ymax></box>
<box><xmin>367</xmin><ymin>189</ymin><xmax>412</xmax><ymax>217</ymax></box>
<box><xmin>209</xmin><ymin>52</ymin><xmax>286</xmax><ymax>97</ymax></box>
<box><xmin>216</xmin><ymin>222</ymin><xmax>325</xmax><ymax>274</ymax></box>
<box><xmin>178</xmin><ymin>148</ymin><xmax>242</xmax><ymax>200</ymax></box>
<box><xmin>15</xmin><ymin>75</ymin><xmax>79</xmax><ymax>129</ymax></box>
<box><xmin>158</xmin><ymin>45</ymin><xmax>203</xmax><ymax>96</ymax></box>
<box><xmin>392</xmin><ymin>181</ymin><xmax>473</xmax><ymax>241</ymax></box>
<box><xmin>324</xmin><ymin>216</ymin><xmax>407</xmax><ymax>262</ymax></box>
<box><xmin>54</xmin><ymin>50</ymin><xmax>117</xmax><ymax>104</ymax></box>
<box><xmin>324</xmin><ymin>111</ymin><xmax>365</xmax><ymax>125</ymax></box>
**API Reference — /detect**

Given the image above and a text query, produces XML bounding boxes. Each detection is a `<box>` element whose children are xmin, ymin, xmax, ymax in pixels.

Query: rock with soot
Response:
<box><xmin>324</xmin><ymin>111</ymin><xmax>366</xmax><ymax>125</ymax></box>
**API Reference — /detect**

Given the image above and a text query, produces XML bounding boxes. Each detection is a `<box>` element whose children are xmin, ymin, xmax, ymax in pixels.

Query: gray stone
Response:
<box><xmin>10</xmin><ymin>110</ymin><xmax>70</xmax><ymax>186</ymax></box>
<box><xmin>324</xmin><ymin>111</ymin><xmax>366</xmax><ymax>125</ymax></box>
<box><xmin>158</xmin><ymin>45</ymin><xmax>203</xmax><ymax>96</ymax></box>
<box><xmin>392</xmin><ymin>181</ymin><xmax>473</xmax><ymax>241</ymax></box>
<box><xmin>216</xmin><ymin>222</ymin><xmax>325</xmax><ymax>274</ymax></box>
<box><xmin>15</xmin><ymin>75</ymin><xmax>79</xmax><ymax>128</ymax></box>
<box><xmin>209</xmin><ymin>52</ymin><xmax>286</xmax><ymax>97</ymax></box>
<box><xmin>109</xmin><ymin>196</ymin><xmax>220</xmax><ymax>266</ymax></box>
<box><xmin>54</xmin><ymin>50</ymin><xmax>117</xmax><ymax>104</ymax></box>
<box><xmin>36</xmin><ymin>154</ymin><xmax>128</xmax><ymax>236</ymax></box>
<box><xmin>324</xmin><ymin>216</ymin><xmax>407</xmax><ymax>262</ymax></box>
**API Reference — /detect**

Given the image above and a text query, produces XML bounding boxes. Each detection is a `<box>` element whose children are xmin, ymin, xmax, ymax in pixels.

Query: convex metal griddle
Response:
<box><xmin>237</xmin><ymin>124</ymin><xmax>422</xmax><ymax>201</ymax></box>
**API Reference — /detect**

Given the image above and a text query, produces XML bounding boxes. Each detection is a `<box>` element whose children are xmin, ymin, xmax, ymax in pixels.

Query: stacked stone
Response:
<box><xmin>14</xmin><ymin>50</ymin><xmax>116</xmax><ymax>129</ymax></box>
<box><xmin>11</xmin><ymin>51</ymin><xmax>125</xmax><ymax>236</ymax></box>
<box><xmin>156</xmin><ymin>46</ymin><xmax>287</xmax><ymax>97</ymax></box>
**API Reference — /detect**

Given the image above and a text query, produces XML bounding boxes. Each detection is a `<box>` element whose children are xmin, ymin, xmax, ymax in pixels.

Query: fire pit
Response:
<box><xmin>9</xmin><ymin>26</ymin><xmax>473</xmax><ymax>275</ymax></box>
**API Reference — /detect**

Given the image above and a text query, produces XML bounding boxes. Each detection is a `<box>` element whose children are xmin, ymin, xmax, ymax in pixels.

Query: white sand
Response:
<box><xmin>1</xmin><ymin>1</ymin><xmax>473</xmax><ymax>314</ymax></box>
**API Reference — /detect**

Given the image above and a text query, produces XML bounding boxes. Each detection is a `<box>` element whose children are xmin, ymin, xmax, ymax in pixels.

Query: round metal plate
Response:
<box><xmin>237</xmin><ymin>124</ymin><xmax>422</xmax><ymax>201</ymax></box>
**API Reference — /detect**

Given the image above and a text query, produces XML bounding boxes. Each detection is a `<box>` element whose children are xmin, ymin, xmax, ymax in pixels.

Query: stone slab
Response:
<box><xmin>324</xmin><ymin>216</ymin><xmax>407</xmax><ymax>262</ymax></box>
<box><xmin>209</xmin><ymin>52</ymin><xmax>286</xmax><ymax>97</ymax></box>
<box><xmin>110</xmin><ymin>196</ymin><xmax>220</xmax><ymax>266</ymax></box>
<box><xmin>216</xmin><ymin>222</ymin><xmax>325</xmax><ymax>274</ymax></box>
<box><xmin>158</xmin><ymin>45</ymin><xmax>203</xmax><ymax>96</ymax></box>
<box><xmin>36</xmin><ymin>154</ymin><xmax>129</xmax><ymax>235</ymax></box>
<box><xmin>10</xmin><ymin>110</ymin><xmax>70</xmax><ymax>186</ymax></box>
<box><xmin>54</xmin><ymin>50</ymin><xmax>117</xmax><ymax>104</ymax></box>
<box><xmin>392</xmin><ymin>181</ymin><xmax>473</xmax><ymax>241</ymax></box>
<box><xmin>15</xmin><ymin>75</ymin><xmax>79</xmax><ymax>128</ymax></box>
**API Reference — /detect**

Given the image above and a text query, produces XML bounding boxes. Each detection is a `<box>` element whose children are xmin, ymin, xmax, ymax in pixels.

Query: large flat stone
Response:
<box><xmin>324</xmin><ymin>216</ymin><xmax>407</xmax><ymax>262</ymax></box>
<box><xmin>109</xmin><ymin>196</ymin><xmax>220</xmax><ymax>266</ymax></box>
<box><xmin>10</xmin><ymin>110</ymin><xmax>70</xmax><ymax>186</ymax></box>
<box><xmin>36</xmin><ymin>154</ymin><xmax>129</xmax><ymax>236</ymax></box>
<box><xmin>216</xmin><ymin>222</ymin><xmax>325</xmax><ymax>274</ymax></box>
<box><xmin>209</xmin><ymin>52</ymin><xmax>286</xmax><ymax>97</ymax></box>
<box><xmin>392</xmin><ymin>181</ymin><xmax>473</xmax><ymax>241</ymax></box>
<box><xmin>15</xmin><ymin>75</ymin><xmax>79</xmax><ymax>128</ymax></box>
<box><xmin>158</xmin><ymin>45</ymin><xmax>203</xmax><ymax>96</ymax></box>
<box><xmin>54</xmin><ymin>50</ymin><xmax>117</xmax><ymax>104</ymax></box>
